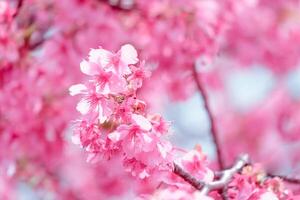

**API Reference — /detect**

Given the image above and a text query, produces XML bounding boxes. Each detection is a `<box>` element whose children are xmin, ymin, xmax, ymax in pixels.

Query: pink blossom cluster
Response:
<box><xmin>227</xmin><ymin>165</ymin><xmax>295</xmax><ymax>200</ymax></box>
<box><xmin>139</xmin><ymin>146</ymin><xmax>298</xmax><ymax>199</ymax></box>
<box><xmin>224</xmin><ymin>0</ymin><xmax>300</xmax><ymax>73</ymax></box>
<box><xmin>178</xmin><ymin>147</ymin><xmax>214</xmax><ymax>182</ymax></box>
<box><xmin>47</xmin><ymin>0</ymin><xmax>228</xmax><ymax>101</ymax></box>
<box><xmin>137</xmin><ymin>146</ymin><xmax>217</xmax><ymax>199</ymax></box>
<box><xmin>70</xmin><ymin>44</ymin><xmax>298</xmax><ymax>199</ymax></box>
<box><xmin>0</xmin><ymin>2</ymin><xmax>20</xmax><ymax>66</ymax></box>
<box><xmin>0</xmin><ymin>1</ymin><xmax>115</xmax><ymax>198</ymax></box>
<box><xmin>70</xmin><ymin>44</ymin><xmax>174</xmax><ymax>179</ymax></box>
<box><xmin>1</xmin><ymin>0</ymin><xmax>300</xmax><ymax>199</ymax></box>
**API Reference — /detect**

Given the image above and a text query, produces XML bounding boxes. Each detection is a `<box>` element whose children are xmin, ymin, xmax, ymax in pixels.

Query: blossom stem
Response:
<box><xmin>192</xmin><ymin>64</ymin><xmax>224</xmax><ymax>169</ymax></box>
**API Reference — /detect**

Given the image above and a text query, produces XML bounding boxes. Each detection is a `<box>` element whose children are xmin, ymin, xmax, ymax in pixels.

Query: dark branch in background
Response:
<box><xmin>29</xmin><ymin>37</ymin><xmax>47</xmax><ymax>50</ymax></box>
<box><xmin>109</xmin><ymin>0</ymin><xmax>135</xmax><ymax>10</ymax></box>
<box><xmin>12</xmin><ymin>0</ymin><xmax>24</xmax><ymax>18</ymax></box>
<box><xmin>173</xmin><ymin>155</ymin><xmax>250</xmax><ymax>195</ymax></box>
<box><xmin>98</xmin><ymin>0</ymin><xmax>135</xmax><ymax>10</ymax></box>
<box><xmin>192</xmin><ymin>64</ymin><xmax>300</xmax><ymax>189</ymax></box>
<box><xmin>192</xmin><ymin>64</ymin><xmax>224</xmax><ymax>169</ymax></box>
<box><xmin>268</xmin><ymin>173</ymin><xmax>300</xmax><ymax>184</ymax></box>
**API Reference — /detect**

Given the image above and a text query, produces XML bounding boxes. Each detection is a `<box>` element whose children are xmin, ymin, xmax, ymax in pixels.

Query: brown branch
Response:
<box><xmin>173</xmin><ymin>154</ymin><xmax>250</xmax><ymax>196</ymax></box>
<box><xmin>173</xmin><ymin>163</ymin><xmax>205</xmax><ymax>190</ymax></box>
<box><xmin>98</xmin><ymin>0</ymin><xmax>135</xmax><ymax>10</ymax></box>
<box><xmin>192</xmin><ymin>65</ymin><xmax>300</xmax><ymax>189</ymax></box>
<box><xmin>267</xmin><ymin>173</ymin><xmax>300</xmax><ymax>184</ymax></box>
<box><xmin>192</xmin><ymin>64</ymin><xmax>224</xmax><ymax>169</ymax></box>
<box><xmin>29</xmin><ymin>37</ymin><xmax>46</xmax><ymax>50</ymax></box>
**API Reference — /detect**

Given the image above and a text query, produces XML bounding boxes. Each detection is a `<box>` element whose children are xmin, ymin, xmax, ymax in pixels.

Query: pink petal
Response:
<box><xmin>86</xmin><ymin>153</ymin><xmax>98</xmax><ymax>163</ymax></box>
<box><xmin>71</xmin><ymin>134</ymin><xmax>81</xmax><ymax>145</ymax></box>
<box><xmin>80</xmin><ymin>60</ymin><xmax>99</xmax><ymax>75</ymax></box>
<box><xmin>132</xmin><ymin>114</ymin><xmax>152</xmax><ymax>131</ymax></box>
<box><xmin>203</xmin><ymin>169</ymin><xmax>214</xmax><ymax>182</ymax></box>
<box><xmin>120</xmin><ymin>44</ymin><xmax>138</xmax><ymax>65</ymax></box>
<box><xmin>260</xmin><ymin>192</ymin><xmax>278</xmax><ymax>200</ymax></box>
<box><xmin>138</xmin><ymin>170</ymin><xmax>150</xmax><ymax>179</ymax></box>
<box><xmin>108</xmin><ymin>131</ymin><xmax>121</xmax><ymax>142</ymax></box>
<box><xmin>89</xmin><ymin>48</ymin><xmax>112</xmax><ymax>67</ymax></box>
<box><xmin>76</xmin><ymin>99</ymin><xmax>90</xmax><ymax>115</ymax></box>
<box><xmin>157</xmin><ymin>141</ymin><xmax>172</xmax><ymax>159</ymax></box>
<box><xmin>157</xmin><ymin>143</ymin><xmax>167</xmax><ymax>158</ymax></box>
<box><xmin>69</xmin><ymin>84</ymin><xmax>87</xmax><ymax>96</ymax></box>
<box><xmin>142</xmin><ymin>133</ymin><xmax>152</xmax><ymax>143</ymax></box>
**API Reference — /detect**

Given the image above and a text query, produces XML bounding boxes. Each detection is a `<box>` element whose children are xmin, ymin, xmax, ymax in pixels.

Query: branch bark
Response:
<box><xmin>173</xmin><ymin>154</ymin><xmax>250</xmax><ymax>194</ymax></box>
<box><xmin>192</xmin><ymin>64</ymin><xmax>224</xmax><ymax>169</ymax></box>
<box><xmin>268</xmin><ymin>173</ymin><xmax>300</xmax><ymax>184</ymax></box>
<box><xmin>98</xmin><ymin>0</ymin><xmax>135</xmax><ymax>10</ymax></box>
<box><xmin>173</xmin><ymin>163</ymin><xmax>205</xmax><ymax>190</ymax></box>
<box><xmin>200</xmin><ymin>154</ymin><xmax>250</xmax><ymax>195</ymax></box>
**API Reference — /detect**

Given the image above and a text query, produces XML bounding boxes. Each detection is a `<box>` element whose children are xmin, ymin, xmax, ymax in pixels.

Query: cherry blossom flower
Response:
<box><xmin>70</xmin><ymin>44</ymin><xmax>174</xmax><ymax>181</ymax></box>
<box><xmin>1</xmin><ymin>0</ymin><xmax>300</xmax><ymax>199</ymax></box>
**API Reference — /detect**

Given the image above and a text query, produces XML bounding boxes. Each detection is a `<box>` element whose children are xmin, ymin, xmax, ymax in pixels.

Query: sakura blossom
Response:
<box><xmin>1</xmin><ymin>0</ymin><xmax>300</xmax><ymax>199</ymax></box>
<box><xmin>71</xmin><ymin>45</ymin><xmax>299</xmax><ymax>199</ymax></box>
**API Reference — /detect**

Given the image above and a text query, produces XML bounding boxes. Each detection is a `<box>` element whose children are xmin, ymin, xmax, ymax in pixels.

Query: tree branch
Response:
<box><xmin>173</xmin><ymin>154</ymin><xmax>249</xmax><ymax>195</ymax></box>
<box><xmin>173</xmin><ymin>163</ymin><xmax>205</xmax><ymax>190</ymax></box>
<box><xmin>192</xmin><ymin>64</ymin><xmax>224</xmax><ymax>169</ymax></box>
<box><xmin>200</xmin><ymin>154</ymin><xmax>250</xmax><ymax>195</ymax></box>
<box><xmin>192</xmin><ymin>65</ymin><xmax>300</xmax><ymax>190</ymax></box>
<box><xmin>268</xmin><ymin>173</ymin><xmax>300</xmax><ymax>184</ymax></box>
<box><xmin>98</xmin><ymin>0</ymin><xmax>135</xmax><ymax>10</ymax></box>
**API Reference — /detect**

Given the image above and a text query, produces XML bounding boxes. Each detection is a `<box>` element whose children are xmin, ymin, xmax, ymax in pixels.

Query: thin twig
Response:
<box><xmin>268</xmin><ymin>173</ymin><xmax>300</xmax><ymax>184</ymax></box>
<box><xmin>192</xmin><ymin>64</ymin><xmax>224</xmax><ymax>169</ymax></box>
<box><xmin>98</xmin><ymin>0</ymin><xmax>135</xmax><ymax>10</ymax></box>
<box><xmin>173</xmin><ymin>154</ymin><xmax>250</xmax><ymax>196</ymax></box>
